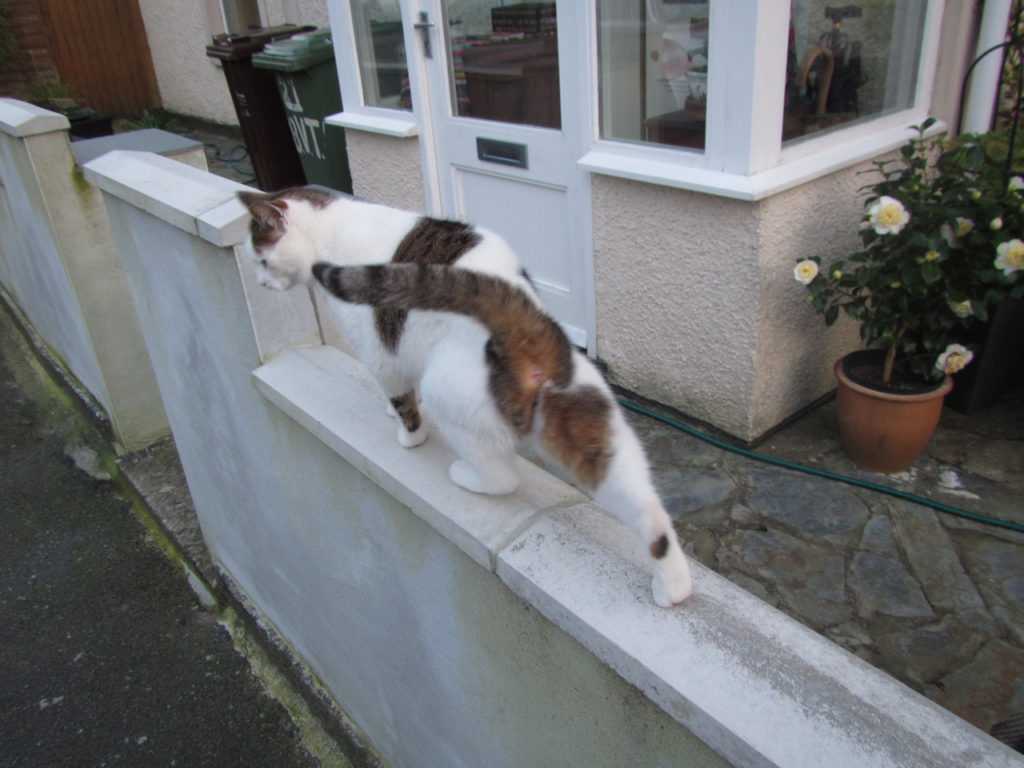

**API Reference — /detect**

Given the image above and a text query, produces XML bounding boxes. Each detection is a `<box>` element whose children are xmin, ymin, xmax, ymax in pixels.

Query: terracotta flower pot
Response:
<box><xmin>833</xmin><ymin>351</ymin><xmax>953</xmax><ymax>474</ymax></box>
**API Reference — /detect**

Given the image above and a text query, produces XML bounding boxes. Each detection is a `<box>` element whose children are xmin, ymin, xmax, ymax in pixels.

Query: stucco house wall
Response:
<box><xmin>137</xmin><ymin>0</ymin><xmax>237</xmax><ymax>125</ymax></box>
<box><xmin>345</xmin><ymin>130</ymin><xmax>425</xmax><ymax>211</ymax></box>
<box><xmin>137</xmin><ymin>0</ymin><xmax>330</xmax><ymax>127</ymax></box>
<box><xmin>591</xmin><ymin>163</ymin><xmax>869</xmax><ymax>440</ymax></box>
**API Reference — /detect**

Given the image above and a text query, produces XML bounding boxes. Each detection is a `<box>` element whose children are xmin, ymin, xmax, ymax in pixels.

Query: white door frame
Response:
<box><xmin>405</xmin><ymin>0</ymin><xmax>597</xmax><ymax>352</ymax></box>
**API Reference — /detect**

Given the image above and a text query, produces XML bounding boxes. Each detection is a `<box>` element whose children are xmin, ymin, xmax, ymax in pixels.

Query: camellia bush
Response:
<box><xmin>795</xmin><ymin>119</ymin><xmax>1024</xmax><ymax>386</ymax></box>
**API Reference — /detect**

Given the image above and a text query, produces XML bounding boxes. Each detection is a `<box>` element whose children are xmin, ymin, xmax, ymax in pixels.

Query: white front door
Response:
<box><xmin>414</xmin><ymin>0</ymin><xmax>592</xmax><ymax>348</ymax></box>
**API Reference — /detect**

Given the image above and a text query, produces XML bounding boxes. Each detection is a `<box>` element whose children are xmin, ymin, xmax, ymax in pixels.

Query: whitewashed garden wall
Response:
<box><xmin>0</xmin><ymin>105</ymin><xmax>1015</xmax><ymax>767</ymax></box>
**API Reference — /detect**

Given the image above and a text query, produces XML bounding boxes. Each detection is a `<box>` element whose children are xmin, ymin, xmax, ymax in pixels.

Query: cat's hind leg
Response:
<box><xmin>418</xmin><ymin>345</ymin><xmax>520</xmax><ymax>495</ymax></box>
<box><xmin>388</xmin><ymin>390</ymin><xmax>428</xmax><ymax>448</ymax></box>
<box><xmin>448</xmin><ymin>455</ymin><xmax>520</xmax><ymax>495</ymax></box>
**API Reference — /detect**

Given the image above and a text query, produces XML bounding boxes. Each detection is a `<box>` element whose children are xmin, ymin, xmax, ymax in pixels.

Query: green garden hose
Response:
<box><xmin>618</xmin><ymin>397</ymin><xmax>1024</xmax><ymax>535</ymax></box>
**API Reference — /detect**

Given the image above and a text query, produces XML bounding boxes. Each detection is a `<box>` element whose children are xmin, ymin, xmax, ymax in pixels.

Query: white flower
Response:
<box><xmin>935</xmin><ymin>344</ymin><xmax>974</xmax><ymax>375</ymax></box>
<box><xmin>948</xmin><ymin>299</ymin><xmax>973</xmax><ymax>318</ymax></box>
<box><xmin>955</xmin><ymin>217</ymin><xmax>975</xmax><ymax>237</ymax></box>
<box><xmin>793</xmin><ymin>259</ymin><xmax>819</xmax><ymax>284</ymax></box>
<box><xmin>995</xmin><ymin>239</ymin><xmax>1024</xmax><ymax>275</ymax></box>
<box><xmin>1010</xmin><ymin>176</ymin><xmax>1024</xmax><ymax>192</ymax></box>
<box><xmin>867</xmin><ymin>196</ymin><xmax>910</xmax><ymax>235</ymax></box>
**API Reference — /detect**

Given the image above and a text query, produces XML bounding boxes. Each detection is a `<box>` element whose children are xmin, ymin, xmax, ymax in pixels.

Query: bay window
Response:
<box><xmin>784</xmin><ymin>0</ymin><xmax>927</xmax><ymax>143</ymax></box>
<box><xmin>591</xmin><ymin>0</ymin><xmax>942</xmax><ymax>198</ymax></box>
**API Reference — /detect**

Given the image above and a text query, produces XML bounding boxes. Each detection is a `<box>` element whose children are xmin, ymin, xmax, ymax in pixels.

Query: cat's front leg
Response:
<box><xmin>389</xmin><ymin>391</ymin><xmax>428</xmax><ymax>448</ymax></box>
<box><xmin>649</xmin><ymin>531</ymin><xmax>693</xmax><ymax>607</ymax></box>
<box><xmin>634</xmin><ymin>501</ymin><xmax>692</xmax><ymax>606</ymax></box>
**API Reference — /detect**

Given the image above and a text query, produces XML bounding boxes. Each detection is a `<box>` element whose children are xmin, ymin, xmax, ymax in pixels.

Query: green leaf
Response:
<box><xmin>921</xmin><ymin>261</ymin><xmax>942</xmax><ymax>284</ymax></box>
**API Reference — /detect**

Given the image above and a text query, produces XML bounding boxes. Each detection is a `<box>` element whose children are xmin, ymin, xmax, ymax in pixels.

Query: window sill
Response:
<box><xmin>325</xmin><ymin>110</ymin><xmax>419</xmax><ymax>138</ymax></box>
<box><xmin>580</xmin><ymin>119</ymin><xmax>946</xmax><ymax>201</ymax></box>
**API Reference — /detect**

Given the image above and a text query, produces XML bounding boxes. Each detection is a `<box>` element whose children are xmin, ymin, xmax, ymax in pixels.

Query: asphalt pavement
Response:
<box><xmin>0</xmin><ymin>301</ymin><xmax>331</xmax><ymax>768</ymax></box>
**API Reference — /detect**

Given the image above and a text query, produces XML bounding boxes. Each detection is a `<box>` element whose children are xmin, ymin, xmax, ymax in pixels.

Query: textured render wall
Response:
<box><xmin>345</xmin><ymin>131</ymin><xmax>426</xmax><ymax>212</ymax></box>
<box><xmin>591</xmin><ymin>175</ymin><xmax>762</xmax><ymax>438</ymax></box>
<box><xmin>749</xmin><ymin>166</ymin><xmax>866</xmax><ymax>438</ymax></box>
<box><xmin>137</xmin><ymin>0</ymin><xmax>330</xmax><ymax>128</ymax></box>
<box><xmin>137</xmin><ymin>0</ymin><xmax>238</xmax><ymax>126</ymax></box>
<box><xmin>591</xmin><ymin>167</ymin><xmax>873</xmax><ymax>443</ymax></box>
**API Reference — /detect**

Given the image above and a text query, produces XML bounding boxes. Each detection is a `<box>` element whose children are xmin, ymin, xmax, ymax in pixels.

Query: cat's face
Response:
<box><xmin>239</xmin><ymin>191</ymin><xmax>312</xmax><ymax>291</ymax></box>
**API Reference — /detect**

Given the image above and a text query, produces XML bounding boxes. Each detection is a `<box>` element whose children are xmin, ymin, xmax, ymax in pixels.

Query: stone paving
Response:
<box><xmin>630</xmin><ymin>387</ymin><xmax>1024</xmax><ymax>739</ymax></box>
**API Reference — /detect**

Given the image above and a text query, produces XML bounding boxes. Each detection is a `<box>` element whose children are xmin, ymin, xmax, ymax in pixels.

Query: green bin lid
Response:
<box><xmin>251</xmin><ymin>29</ymin><xmax>335</xmax><ymax>71</ymax></box>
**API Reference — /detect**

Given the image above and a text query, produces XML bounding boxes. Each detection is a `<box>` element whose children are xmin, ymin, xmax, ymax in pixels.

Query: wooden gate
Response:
<box><xmin>37</xmin><ymin>0</ymin><xmax>160</xmax><ymax>117</ymax></box>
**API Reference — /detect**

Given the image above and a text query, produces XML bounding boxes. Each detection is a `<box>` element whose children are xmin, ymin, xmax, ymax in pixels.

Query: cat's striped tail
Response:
<box><xmin>312</xmin><ymin>261</ymin><xmax>574</xmax><ymax>412</ymax></box>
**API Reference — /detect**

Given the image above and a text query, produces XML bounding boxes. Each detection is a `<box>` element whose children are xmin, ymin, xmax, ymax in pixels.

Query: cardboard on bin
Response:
<box><xmin>251</xmin><ymin>29</ymin><xmax>336</xmax><ymax>72</ymax></box>
<box><xmin>206</xmin><ymin>24</ymin><xmax>316</xmax><ymax>61</ymax></box>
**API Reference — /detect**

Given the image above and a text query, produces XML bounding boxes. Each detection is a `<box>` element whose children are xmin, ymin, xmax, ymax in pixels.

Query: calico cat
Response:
<box><xmin>239</xmin><ymin>188</ymin><xmax>693</xmax><ymax>607</ymax></box>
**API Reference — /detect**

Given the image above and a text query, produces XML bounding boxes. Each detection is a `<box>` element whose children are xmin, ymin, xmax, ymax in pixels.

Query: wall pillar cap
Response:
<box><xmin>0</xmin><ymin>98</ymin><xmax>70</xmax><ymax>137</ymax></box>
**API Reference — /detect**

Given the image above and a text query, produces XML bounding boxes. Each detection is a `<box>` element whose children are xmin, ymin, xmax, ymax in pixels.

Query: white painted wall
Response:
<box><xmin>0</xmin><ymin>99</ymin><xmax>173</xmax><ymax>450</ymax></box>
<box><xmin>82</xmin><ymin>150</ymin><xmax>730</xmax><ymax>768</ymax></box>
<box><xmin>70</xmin><ymin>150</ymin><xmax>1016</xmax><ymax>768</ymax></box>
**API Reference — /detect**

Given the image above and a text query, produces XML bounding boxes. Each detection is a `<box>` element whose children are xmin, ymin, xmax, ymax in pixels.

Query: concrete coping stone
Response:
<box><xmin>0</xmin><ymin>98</ymin><xmax>70</xmax><ymax>137</ymax></box>
<box><xmin>69</xmin><ymin>128</ymin><xmax>203</xmax><ymax>166</ymax></box>
<box><xmin>254</xmin><ymin>345</ymin><xmax>1019</xmax><ymax>768</ymax></box>
<box><xmin>252</xmin><ymin>345</ymin><xmax>582</xmax><ymax>569</ymax></box>
<box><xmin>81</xmin><ymin>150</ymin><xmax>251</xmax><ymax>246</ymax></box>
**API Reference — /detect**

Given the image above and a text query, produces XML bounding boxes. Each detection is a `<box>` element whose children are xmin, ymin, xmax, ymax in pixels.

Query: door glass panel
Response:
<box><xmin>597</xmin><ymin>1</ymin><xmax>709</xmax><ymax>151</ymax></box>
<box><xmin>443</xmin><ymin>1</ymin><xmax>561</xmax><ymax>129</ymax></box>
<box><xmin>351</xmin><ymin>0</ymin><xmax>412</xmax><ymax>110</ymax></box>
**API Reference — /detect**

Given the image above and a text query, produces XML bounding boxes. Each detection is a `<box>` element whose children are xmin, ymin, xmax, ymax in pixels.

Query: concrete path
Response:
<box><xmin>0</xmin><ymin>304</ymin><xmax>345</xmax><ymax>768</ymax></box>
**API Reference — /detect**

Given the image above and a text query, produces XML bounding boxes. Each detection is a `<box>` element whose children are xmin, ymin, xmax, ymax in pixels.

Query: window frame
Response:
<box><xmin>581</xmin><ymin>0</ymin><xmax>947</xmax><ymax>200</ymax></box>
<box><xmin>325</xmin><ymin>0</ymin><xmax>421</xmax><ymax>137</ymax></box>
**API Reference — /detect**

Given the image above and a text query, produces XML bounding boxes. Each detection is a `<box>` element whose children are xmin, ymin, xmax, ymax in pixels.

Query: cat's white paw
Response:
<box><xmin>398</xmin><ymin>424</ymin><xmax>428</xmax><ymax>448</ymax></box>
<box><xmin>651</xmin><ymin>551</ymin><xmax>693</xmax><ymax>607</ymax></box>
<box><xmin>449</xmin><ymin>459</ymin><xmax>519</xmax><ymax>495</ymax></box>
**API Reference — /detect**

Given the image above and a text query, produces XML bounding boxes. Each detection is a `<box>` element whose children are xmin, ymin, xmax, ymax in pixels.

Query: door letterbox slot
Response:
<box><xmin>476</xmin><ymin>138</ymin><xmax>528</xmax><ymax>169</ymax></box>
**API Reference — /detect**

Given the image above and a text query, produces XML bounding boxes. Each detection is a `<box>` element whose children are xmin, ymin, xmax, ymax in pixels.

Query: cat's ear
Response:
<box><xmin>237</xmin><ymin>190</ymin><xmax>264</xmax><ymax>209</ymax></box>
<box><xmin>239</xmin><ymin>191</ymin><xmax>287</xmax><ymax>230</ymax></box>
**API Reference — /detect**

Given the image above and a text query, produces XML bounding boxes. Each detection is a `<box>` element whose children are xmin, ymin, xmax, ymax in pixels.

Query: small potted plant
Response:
<box><xmin>794</xmin><ymin>118</ymin><xmax>1024</xmax><ymax>472</ymax></box>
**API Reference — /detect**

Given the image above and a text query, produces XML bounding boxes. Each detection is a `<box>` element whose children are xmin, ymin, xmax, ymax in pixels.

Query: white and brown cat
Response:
<box><xmin>239</xmin><ymin>188</ymin><xmax>693</xmax><ymax>607</ymax></box>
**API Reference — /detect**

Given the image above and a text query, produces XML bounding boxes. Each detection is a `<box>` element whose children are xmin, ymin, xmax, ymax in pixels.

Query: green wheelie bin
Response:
<box><xmin>252</xmin><ymin>29</ymin><xmax>352</xmax><ymax>193</ymax></box>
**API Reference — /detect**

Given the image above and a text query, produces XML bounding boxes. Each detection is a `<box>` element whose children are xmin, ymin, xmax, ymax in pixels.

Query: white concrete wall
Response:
<box><xmin>0</xmin><ymin>99</ymin><xmax>172</xmax><ymax>450</ymax></box>
<box><xmin>76</xmin><ymin>150</ymin><xmax>1017</xmax><ymax>768</ymax></box>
